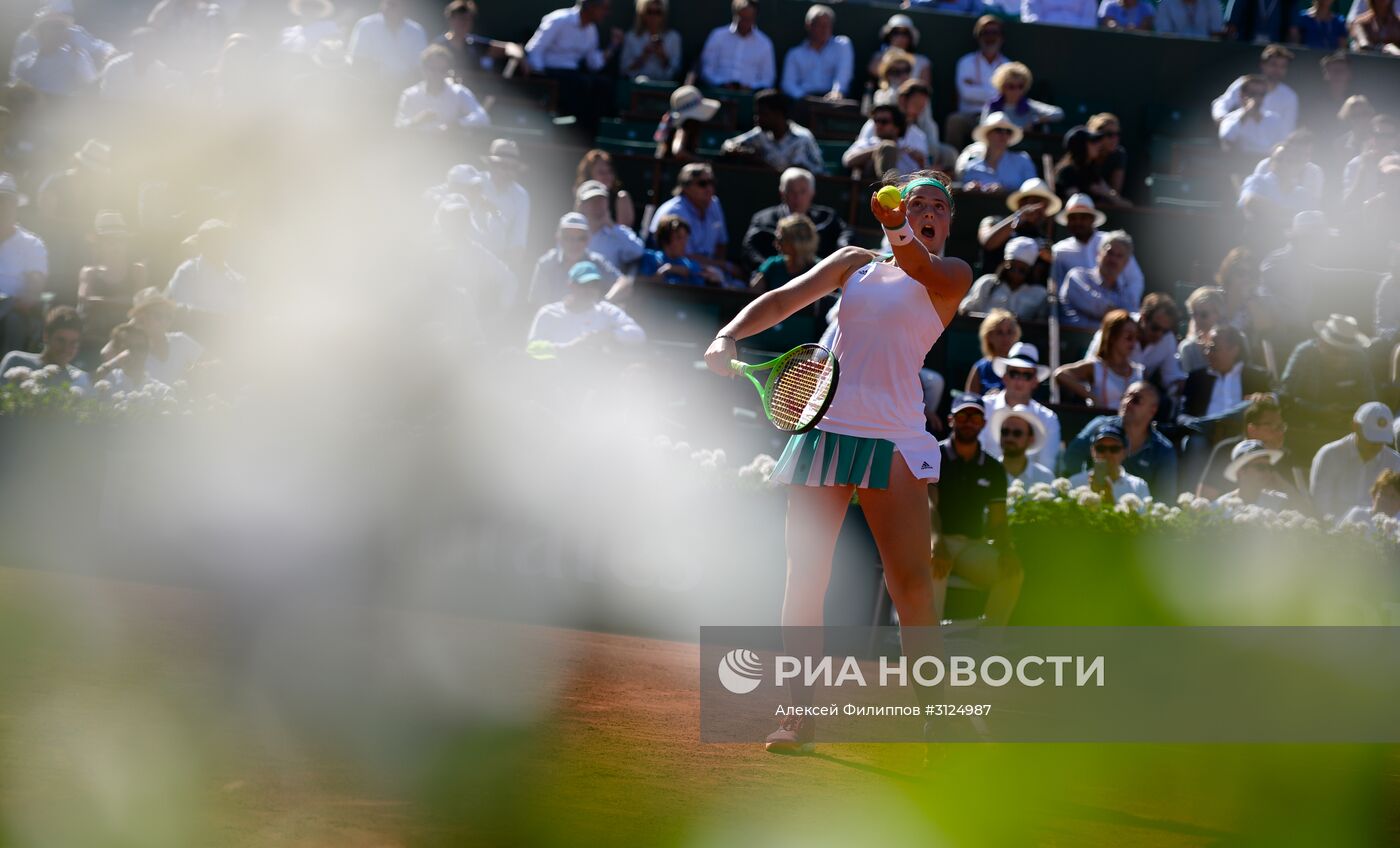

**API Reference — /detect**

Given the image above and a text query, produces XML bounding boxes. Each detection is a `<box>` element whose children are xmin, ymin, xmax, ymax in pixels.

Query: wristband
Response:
<box><xmin>716</xmin><ymin>333</ymin><xmax>736</xmax><ymax>344</ymax></box>
<box><xmin>883</xmin><ymin>220</ymin><xmax>915</xmax><ymax>247</ymax></box>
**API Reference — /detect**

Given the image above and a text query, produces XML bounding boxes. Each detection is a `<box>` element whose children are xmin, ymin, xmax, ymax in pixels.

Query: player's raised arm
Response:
<box><xmin>869</xmin><ymin>176</ymin><xmax>973</xmax><ymax>303</ymax></box>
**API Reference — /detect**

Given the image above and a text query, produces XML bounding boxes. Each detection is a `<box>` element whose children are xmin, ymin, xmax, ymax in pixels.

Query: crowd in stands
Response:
<box><xmin>4</xmin><ymin>0</ymin><xmax>1400</xmax><ymax>582</ymax></box>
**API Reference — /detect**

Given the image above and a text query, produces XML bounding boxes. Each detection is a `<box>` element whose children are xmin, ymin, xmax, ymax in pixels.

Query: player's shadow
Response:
<box><xmin>806</xmin><ymin>751</ymin><xmax>922</xmax><ymax>784</ymax></box>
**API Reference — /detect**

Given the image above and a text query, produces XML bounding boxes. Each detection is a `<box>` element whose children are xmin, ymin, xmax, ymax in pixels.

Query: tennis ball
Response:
<box><xmin>876</xmin><ymin>185</ymin><xmax>902</xmax><ymax>210</ymax></box>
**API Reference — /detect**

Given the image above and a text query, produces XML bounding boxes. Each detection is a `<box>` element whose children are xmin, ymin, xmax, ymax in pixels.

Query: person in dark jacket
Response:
<box><xmin>741</xmin><ymin>166</ymin><xmax>851</xmax><ymax>272</ymax></box>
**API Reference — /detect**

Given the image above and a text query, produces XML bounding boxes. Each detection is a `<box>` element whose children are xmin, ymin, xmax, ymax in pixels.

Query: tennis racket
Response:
<box><xmin>730</xmin><ymin>344</ymin><xmax>840</xmax><ymax>433</ymax></box>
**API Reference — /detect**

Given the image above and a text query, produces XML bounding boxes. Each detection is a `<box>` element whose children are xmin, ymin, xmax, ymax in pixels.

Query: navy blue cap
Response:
<box><xmin>1092</xmin><ymin>420</ymin><xmax>1126</xmax><ymax>445</ymax></box>
<box><xmin>950</xmin><ymin>393</ymin><xmax>986</xmax><ymax>415</ymax></box>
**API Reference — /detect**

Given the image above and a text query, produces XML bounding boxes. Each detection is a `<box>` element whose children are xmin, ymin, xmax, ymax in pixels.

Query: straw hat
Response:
<box><xmin>989</xmin><ymin>403</ymin><xmax>1049</xmax><ymax>453</ymax></box>
<box><xmin>93</xmin><ymin>210</ymin><xmax>129</xmax><ymax>237</ymax></box>
<box><xmin>972</xmin><ymin>111</ymin><xmax>1024</xmax><ymax>148</ymax></box>
<box><xmin>1055</xmin><ymin>192</ymin><xmax>1108</xmax><ymax>227</ymax></box>
<box><xmin>1313</xmin><ymin>314</ymin><xmax>1370</xmax><ymax>352</ymax></box>
<box><xmin>879</xmin><ymin>14</ymin><xmax>920</xmax><ymax>47</ymax></box>
<box><xmin>1006</xmin><ymin>178</ymin><xmax>1062</xmax><ymax>217</ymax></box>
<box><xmin>1223</xmin><ymin>439</ymin><xmax>1284</xmax><ymax>483</ymax></box>
<box><xmin>992</xmin><ymin>341</ymin><xmax>1051</xmax><ymax>384</ymax></box>
<box><xmin>669</xmin><ymin>85</ymin><xmax>720</xmax><ymax>124</ymax></box>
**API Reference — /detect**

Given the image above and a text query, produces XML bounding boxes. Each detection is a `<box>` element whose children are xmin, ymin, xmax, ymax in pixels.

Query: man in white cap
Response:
<box><xmin>347</xmin><ymin>0</ymin><xmax>428</xmax><ymax>83</ymax></box>
<box><xmin>1309</xmin><ymin>402</ymin><xmax>1400</xmax><ymax>520</ymax></box>
<box><xmin>528</xmin><ymin>213</ymin><xmax>620</xmax><ymax>307</ymax></box>
<box><xmin>1281</xmin><ymin>314</ymin><xmax>1376</xmax><ymax>438</ymax></box>
<box><xmin>0</xmin><ymin>173</ymin><xmax>49</xmax><ymax>353</ymax></box>
<box><xmin>958</xmin><ymin>236</ymin><xmax>1047</xmax><ymax>322</ymax></box>
<box><xmin>699</xmin><ymin>0</ymin><xmax>775</xmax><ymax>91</ymax></box>
<box><xmin>1049</xmin><ymin>193</ymin><xmax>1145</xmax><ymax>294</ymax></box>
<box><xmin>1216</xmin><ymin>439</ymin><xmax>1294</xmax><ymax>510</ymax></box>
<box><xmin>956</xmin><ymin>112</ymin><xmax>1036</xmax><ymax>193</ymax></box>
<box><xmin>991</xmin><ymin>403</ymin><xmax>1055</xmax><ymax>486</ymax></box>
<box><xmin>979</xmin><ymin>341</ymin><xmax>1061</xmax><ymax>470</ymax></box>
<box><xmin>165</xmin><ymin>219</ymin><xmax>247</xmax><ymax>316</ymax></box>
<box><xmin>9</xmin><ymin>7</ymin><xmax>97</xmax><ymax>97</ymax></box>
<box><xmin>575</xmin><ymin>180</ymin><xmax>644</xmax><ymax>273</ymax></box>
<box><xmin>976</xmin><ymin>177</ymin><xmax>1057</xmax><ymax>280</ymax></box>
<box><xmin>779</xmin><ymin>5</ymin><xmax>853</xmax><ymax>102</ymax></box>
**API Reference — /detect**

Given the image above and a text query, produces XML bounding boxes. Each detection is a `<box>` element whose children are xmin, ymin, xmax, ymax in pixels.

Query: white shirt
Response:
<box><xmin>1211</xmin><ymin>78</ymin><xmax>1298</xmax><ymax>134</ymax></box>
<box><xmin>527</xmin><ymin>300</ymin><xmax>645</xmax><ymax>347</ymax></box>
<box><xmin>1022</xmin><ymin>0</ymin><xmax>1101</xmax><ymax>27</ymax></box>
<box><xmin>11</xmin><ymin>45</ymin><xmax>96</xmax><ymax>96</ymax></box>
<box><xmin>979</xmin><ymin>390</ymin><xmax>1063</xmax><ymax>472</ymax></box>
<box><xmin>699</xmin><ymin>23</ymin><xmax>776</xmax><ymax>89</ymax></box>
<box><xmin>1219</xmin><ymin>106</ymin><xmax>1289</xmax><ymax>156</ymax></box>
<box><xmin>1218</xmin><ymin>488</ymin><xmax>1292</xmax><ymax>512</ymax></box>
<box><xmin>780</xmin><ymin>36</ymin><xmax>854</xmax><ymax>100</ymax></box>
<box><xmin>1310</xmin><ymin>434</ymin><xmax>1400</xmax><ymax>521</ymax></box>
<box><xmin>98</xmin><ymin>53</ymin><xmax>183</xmax><ymax>102</ymax></box>
<box><xmin>1205</xmin><ymin>361</ymin><xmax>1243</xmax><ymax>416</ymax></box>
<box><xmin>480</xmin><ymin>177</ymin><xmax>530</xmax><ymax>252</ymax></box>
<box><xmin>842</xmin><ymin>120</ymin><xmax>930</xmax><ymax>176</ymax></box>
<box><xmin>587</xmin><ymin>223</ymin><xmax>646</xmax><ymax>272</ymax></box>
<box><xmin>1006</xmin><ymin>460</ymin><xmax>1056</xmax><ymax>487</ymax></box>
<box><xmin>1086</xmin><ymin>319</ymin><xmax>1187</xmax><ymax>385</ymax></box>
<box><xmin>144</xmin><ymin>331</ymin><xmax>203</xmax><ymax>386</ymax></box>
<box><xmin>347</xmin><ymin>13</ymin><xmax>428</xmax><ymax>80</ymax></box>
<box><xmin>1237</xmin><ymin>170</ymin><xmax>1323</xmax><ymax>218</ymax></box>
<box><xmin>525</xmin><ymin>7</ymin><xmax>605</xmax><ymax>73</ymax></box>
<box><xmin>1069</xmin><ymin>468</ymin><xmax>1151</xmax><ymax>501</ymax></box>
<box><xmin>395</xmin><ymin>79</ymin><xmax>489</xmax><ymax>129</ymax></box>
<box><xmin>1050</xmin><ymin>231</ymin><xmax>1145</xmax><ymax>298</ymax></box>
<box><xmin>165</xmin><ymin>256</ymin><xmax>248</xmax><ymax>315</ymax></box>
<box><xmin>1253</xmin><ymin>155</ymin><xmax>1325</xmax><ymax>200</ymax></box>
<box><xmin>280</xmin><ymin>20</ymin><xmax>342</xmax><ymax>54</ymax></box>
<box><xmin>955</xmin><ymin>51</ymin><xmax>1011</xmax><ymax>114</ymax></box>
<box><xmin>0</xmin><ymin>226</ymin><xmax>48</xmax><ymax>299</ymax></box>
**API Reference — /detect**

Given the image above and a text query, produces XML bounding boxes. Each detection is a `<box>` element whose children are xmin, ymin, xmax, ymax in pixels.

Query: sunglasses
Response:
<box><xmin>988</xmin><ymin>128</ymin><xmax>1014</xmax><ymax>136</ymax></box>
<box><xmin>690</xmin><ymin>178</ymin><xmax>713</xmax><ymax>187</ymax></box>
<box><xmin>1146</xmin><ymin>321</ymin><xmax>1174</xmax><ymax>335</ymax></box>
<box><xmin>981</xmin><ymin>29</ymin><xmax>1003</xmax><ymax>37</ymax></box>
<box><xmin>1000</xmin><ymin>427</ymin><xmax>1029</xmax><ymax>438</ymax></box>
<box><xmin>1002</xmin><ymin>82</ymin><xmax>1026</xmax><ymax>91</ymax></box>
<box><xmin>873</xmin><ymin>117</ymin><xmax>894</xmax><ymax>126</ymax></box>
<box><xmin>889</xmin><ymin>65</ymin><xmax>912</xmax><ymax>75</ymax></box>
<box><xmin>1094</xmin><ymin>443</ymin><xmax>1124</xmax><ymax>454</ymax></box>
<box><xmin>1005</xmin><ymin>368</ymin><xmax>1036</xmax><ymax>381</ymax></box>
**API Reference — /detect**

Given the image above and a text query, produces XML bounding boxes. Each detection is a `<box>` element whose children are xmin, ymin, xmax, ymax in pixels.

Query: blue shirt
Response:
<box><xmin>1059</xmin><ymin>266</ymin><xmax>1138</xmax><ymax>329</ymax></box>
<box><xmin>780</xmin><ymin>36</ymin><xmax>855</xmax><ymax>100</ymax></box>
<box><xmin>972</xmin><ymin>357</ymin><xmax>1005</xmax><ymax>393</ymax></box>
<box><xmin>1061</xmin><ymin>414</ymin><xmax>1178</xmax><ymax>501</ymax></box>
<box><xmin>1098</xmin><ymin>0</ymin><xmax>1155</xmax><ymax>26</ymax></box>
<box><xmin>639</xmin><ymin>249</ymin><xmax>705</xmax><ymax>285</ymax></box>
<box><xmin>959</xmin><ymin>150</ymin><xmax>1038</xmax><ymax>191</ymax></box>
<box><xmin>1293</xmin><ymin>9</ymin><xmax>1347</xmax><ymax>48</ymax></box>
<box><xmin>909</xmin><ymin>0</ymin><xmax>978</xmax><ymax>10</ymax></box>
<box><xmin>649</xmin><ymin>195</ymin><xmax>728</xmax><ymax>258</ymax></box>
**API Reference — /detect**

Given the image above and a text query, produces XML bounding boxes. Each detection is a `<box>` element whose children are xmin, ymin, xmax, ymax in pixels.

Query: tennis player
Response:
<box><xmin>705</xmin><ymin>172</ymin><xmax>973</xmax><ymax>753</ymax></box>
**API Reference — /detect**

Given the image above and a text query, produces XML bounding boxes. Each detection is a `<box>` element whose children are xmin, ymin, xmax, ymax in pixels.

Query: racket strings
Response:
<box><xmin>770</xmin><ymin>356</ymin><xmax>834</xmax><ymax>430</ymax></box>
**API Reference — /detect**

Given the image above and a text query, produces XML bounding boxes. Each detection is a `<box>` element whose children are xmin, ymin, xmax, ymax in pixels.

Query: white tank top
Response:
<box><xmin>1091</xmin><ymin>357</ymin><xmax>1145</xmax><ymax>410</ymax></box>
<box><xmin>818</xmin><ymin>259</ymin><xmax>946</xmax><ymax>477</ymax></box>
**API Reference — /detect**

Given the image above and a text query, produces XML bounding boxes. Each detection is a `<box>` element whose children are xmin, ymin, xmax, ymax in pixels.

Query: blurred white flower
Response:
<box><xmin>3</xmin><ymin>366</ymin><xmax>32</xmax><ymax>383</ymax></box>
<box><xmin>1052</xmin><ymin>477</ymin><xmax>1071</xmax><ymax>494</ymax></box>
<box><xmin>1029</xmin><ymin>482</ymin><xmax>1052</xmax><ymax>497</ymax></box>
<box><xmin>1032</xmin><ymin>490</ymin><xmax>1055</xmax><ymax>502</ymax></box>
<box><xmin>69</xmin><ymin>385</ymin><xmax>87</xmax><ymax>398</ymax></box>
<box><xmin>709</xmin><ymin>449</ymin><xmax>726</xmax><ymax>467</ymax></box>
<box><xmin>1075</xmin><ymin>490</ymin><xmax>1101</xmax><ymax>508</ymax></box>
<box><xmin>1118</xmin><ymin>493</ymin><xmax>1143</xmax><ymax>513</ymax></box>
<box><xmin>1177</xmin><ymin>493</ymin><xmax>1195</xmax><ymax>507</ymax></box>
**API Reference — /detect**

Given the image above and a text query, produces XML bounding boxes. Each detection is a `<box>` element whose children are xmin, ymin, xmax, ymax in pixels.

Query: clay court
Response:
<box><xmin>3</xmin><ymin>565</ymin><xmax>1397</xmax><ymax>847</ymax></box>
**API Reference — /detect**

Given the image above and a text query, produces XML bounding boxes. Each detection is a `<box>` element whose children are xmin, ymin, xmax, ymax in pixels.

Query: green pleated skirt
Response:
<box><xmin>769</xmin><ymin>429</ymin><xmax>897</xmax><ymax>490</ymax></box>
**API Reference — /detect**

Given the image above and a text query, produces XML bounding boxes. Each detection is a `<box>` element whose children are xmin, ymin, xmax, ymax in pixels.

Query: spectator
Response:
<box><xmin>1281</xmin><ymin>314</ymin><xmax>1377</xmax><ymax>435</ymax></box>
<box><xmin>1214</xmin><ymin>247</ymin><xmax>1259</xmax><ymax>331</ymax></box>
<box><xmin>720</xmin><ymin>89</ymin><xmax>824</xmax><ymax>174</ymax></box>
<box><xmin>1342</xmin><ymin>114</ymin><xmax>1399</xmax><ymax>204</ymax></box>
<box><xmin>780</xmin><ymin>5</ymin><xmax>853</xmax><ymax>102</ymax></box>
<box><xmin>750</xmin><ymin>214</ymin><xmax>817</xmax><ymax>291</ymax></box>
<box><xmin>981</xmin><ymin>341</ymin><xmax>1062</xmax><ymax>470</ymax></box>
<box><xmin>932</xmin><ymin>394</ymin><xmax>1022</xmax><ymax>626</ymax></box>
<box><xmin>649</xmin><ymin>163</ymin><xmax>740</xmax><ymax>284</ymax></box>
<box><xmin>1155</xmin><ymin>0</ymin><xmax>1225</xmax><ymax>36</ymax></box>
<box><xmin>1225</xmin><ymin>0</ymin><xmax>1290</xmax><ymax>41</ymax></box>
<box><xmin>77</xmin><ymin>211</ymin><xmax>145</xmax><ymax>351</ymax></box>
<box><xmin>1068</xmin><ymin>421</ymin><xmax>1152</xmax><ymax>501</ymax></box>
<box><xmin>1084</xmin><ymin>293</ymin><xmax>1187</xmax><ymax>400</ymax></box>
<box><xmin>655</xmin><ymin>85</ymin><xmax>719</xmax><ymax>163</ymax></box>
<box><xmin>13</xmin><ymin>3</ymin><xmax>115</xmax><ymax>71</ymax></box>
<box><xmin>959</xmin><ymin>237</ymin><xmax>1049</xmax><ymax>322</ymax></box>
<box><xmin>1197</xmin><ymin>393</ymin><xmax>1308</xmax><ymax>498</ymax></box>
<box><xmin>1212</xmin><ymin>46</ymin><xmax>1298</xmax><ymax>137</ymax></box>
<box><xmin>93</xmin><ymin>321</ymin><xmax>152</xmax><ymax>390</ymax></box>
<box><xmin>620</xmin><ymin>0</ymin><xmax>682</xmax><ymax>81</ymax></box>
<box><xmin>1055</xmin><ymin>309</ymin><xmax>1145</xmax><ymax>409</ymax></box>
<box><xmin>978</xmin><ymin>178</ymin><xmax>1059</xmax><ymax>279</ymax></box>
<box><xmin>99</xmin><ymin>27</ymin><xmax>184</xmax><ymax>104</ymax></box>
<box><xmin>841</xmin><ymin>103</ymin><xmax>927</xmax><ymax>179</ymax></box>
<box><xmin>1238</xmin><ymin>134</ymin><xmax>1320</xmax><ymax>228</ymax></box>
<box><xmin>1310</xmin><ymin>401</ymin><xmax>1400</xmax><ymax>519</ymax></box>
<box><xmin>1290</xmin><ymin>0</ymin><xmax>1348</xmax><ymax>48</ymax></box>
<box><xmin>1061</xmin><ymin>382</ymin><xmax>1176</xmax><ymax>497</ymax></box>
<box><xmin>887</xmin><ymin>80</ymin><xmax>956</xmax><ymax>171</ymax></box>
<box><xmin>966</xmin><ymin>308</ymin><xmax>1021</xmax><ymax>395</ymax></box>
<box><xmin>1179</xmin><ymin>285</ymin><xmax>1227</xmax><ymax>372</ymax></box>
<box><xmin>576</xmin><ymin>150</ymin><xmax>636</xmax><ymax>230</ymax></box>
<box><xmin>742</xmin><ymin>167</ymin><xmax>852</xmax><ymax>271</ymax></box>
<box><xmin>432</xmin><ymin>1</ymin><xmax>510</xmax><ymax>81</ymax></box>
<box><xmin>957</xmin><ymin>112</ymin><xmax>1036</xmax><ymax>193</ymax></box>
<box><xmin>166</xmin><ymin>220</ymin><xmax>247</xmax><ymax>317</ymax></box>
<box><xmin>283</xmin><ymin>0</ymin><xmax>343</xmax><ymax>56</ymax></box>
<box><xmin>698</xmin><ymin>0</ymin><xmax>776</xmax><ymax>91</ymax></box>
<box><xmin>1087</xmin><ymin>113</ymin><xmax>1127</xmax><ymax>196</ymax></box>
<box><xmin>980</xmin><ymin>62</ymin><xmax>1064</xmax><ymax>131</ymax></box>
<box><xmin>1259</xmin><ymin>210</ymin><xmax>1337</xmax><ymax>316</ymax></box>
<box><xmin>1312</xmin><ymin>53</ymin><xmax>1360</xmax><ymax>155</ymax></box>
<box><xmin>1337</xmin><ymin>468</ymin><xmax>1400</xmax><ymax>527</ymax></box>
<box><xmin>993</xmin><ymin>404</ymin><xmax>1056</xmax><ymax>486</ymax></box>
<box><xmin>867</xmin><ymin>45</ymin><xmax>915</xmax><ymax>115</ymax></box>
<box><xmin>1217</xmin><ymin>440</ymin><xmax>1295</xmax><ymax>509</ymax></box>
<box><xmin>1054</xmin><ymin>125</ymin><xmax>1129</xmax><ymax>208</ymax></box>
<box><xmin>636</xmin><ymin>215</ymin><xmax>722</xmax><ymax>287</ymax></box>
<box><xmin>1023</xmin><ymin>0</ymin><xmax>1101</xmax><ymax>29</ymax></box>
<box><xmin>527</xmin><ymin>260</ymin><xmax>645</xmax><ymax>351</ymax></box>
<box><xmin>576</xmin><ymin>181</ymin><xmax>645</xmax><ymax>273</ymax></box>
<box><xmin>1218</xmin><ymin>75</ymin><xmax>1290</xmax><ymax>158</ymax></box>
<box><xmin>1100</xmin><ymin>0</ymin><xmax>1156</xmax><ymax>29</ymax></box>
<box><xmin>868</xmin><ymin>15</ymin><xmax>932</xmax><ymax>93</ymax></box>
<box><xmin>0</xmin><ymin>305</ymin><xmax>88</xmax><ymax>389</ymax></box>
<box><xmin>122</xmin><ymin>287</ymin><xmax>203</xmax><ymax>386</ymax></box>
<box><xmin>0</xmin><ymin>172</ymin><xmax>48</xmax><ymax>354</ymax></box>
<box><xmin>394</xmin><ymin>45</ymin><xmax>489</xmax><ymax>130</ymax></box>
<box><xmin>1058</xmin><ymin>232</ymin><xmax>1139</xmax><ymax>329</ymax></box>
<box><xmin>1050</xmin><ymin>195</ymin><xmax>1145</xmax><ymax>292</ymax></box>
<box><xmin>9</xmin><ymin>8</ymin><xmax>96</xmax><ymax>97</ymax></box>
<box><xmin>524</xmin><ymin>0</ymin><xmax>621</xmax><ymax>129</ymax></box>
<box><xmin>480</xmin><ymin>139</ymin><xmax>530</xmax><ymax>257</ymax></box>
<box><xmin>949</xmin><ymin>16</ymin><xmax>1011</xmax><ymax>149</ymax></box>
<box><xmin>529</xmin><ymin>213</ymin><xmax>621</xmax><ymax>306</ymax></box>
<box><xmin>1350</xmin><ymin>0</ymin><xmax>1400</xmax><ymax>53</ymax></box>
<box><xmin>910</xmin><ymin>0</ymin><xmax>979</xmax><ymax>11</ymax></box>
<box><xmin>347</xmin><ymin>0</ymin><xmax>428</xmax><ymax>83</ymax></box>
<box><xmin>1181</xmin><ymin>325</ymin><xmax>1275</xmax><ymax>419</ymax></box>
